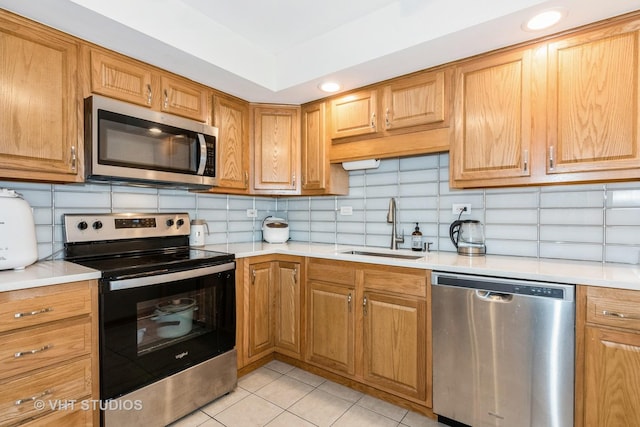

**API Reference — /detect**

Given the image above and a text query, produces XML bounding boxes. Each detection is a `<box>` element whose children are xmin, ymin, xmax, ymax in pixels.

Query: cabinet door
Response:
<box><xmin>547</xmin><ymin>26</ymin><xmax>640</xmax><ymax>175</ymax></box>
<box><xmin>584</xmin><ymin>326</ymin><xmax>640</xmax><ymax>426</ymax></box>
<box><xmin>213</xmin><ymin>94</ymin><xmax>250</xmax><ymax>190</ymax></box>
<box><xmin>383</xmin><ymin>71</ymin><xmax>446</xmax><ymax>130</ymax></box>
<box><xmin>253</xmin><ymin>106</ymin><xmax>300</xmax><ymax>192</ymax></box>
<box><xmin>274</xmin><ymin>262</ymin><xmax>301</xmax><ymax>356</ymax></box>
<box><xmin>160</xmin><ymin>75</ymin><xmax>208</xmax><ymax>122</ymax></box>
<box><xmin>90</xmin><ymin>49</ymin><xmax>153</xmax><ymax>107</ymax></box>
<box><xmin>0</xmin><ymin>16</ymin><xmax>79</xmax><ymax>179</ymax></box>
<box><xmin>452</xmin><ymin>49</ymin><xmax>533</xmax><ymax>182</ymax></box>
<box><xmin>306</xmin><ymin>281</ymin><xmax>355</xmax><ymax>375</ymax></box>
<box><xmin>301</xmin><ymin>101</ymin><xmax>327</xmax><ymax>191</ymax></box>
<box><xmin>330</xmin><ymin>89</ymin><xmax>378</xmax><ymax>139</ymax></box>
<box><xmin>247</xmin><ymin>262</ymin><xmax>274</xmax><ymax>358</ymax></box>
<box><xmin>362</xmin><ymin>292</ymin><xmax>427</xmax><ymax>401</ymax></box>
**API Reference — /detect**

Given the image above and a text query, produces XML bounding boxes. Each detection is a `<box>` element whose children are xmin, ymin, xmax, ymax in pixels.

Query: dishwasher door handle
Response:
<box><xmin>475</xmin><ymin>290</ymin><xmax>513</xmax><ymax>302</ymax></box>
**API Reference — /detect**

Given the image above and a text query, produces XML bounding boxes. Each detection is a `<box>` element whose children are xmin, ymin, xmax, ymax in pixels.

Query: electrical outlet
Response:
<box><xmin>340</xmin><ymin>206</ymin><xmax>353</xmax><ymax>215</ymax></box>
<box><xmin>452</xmin><ymin>203</ymin><xmax>471</xmax><ymax>215</ymax></box>
<box><xmin>246</xmin><ymin>209</ymin><xmax>257</xmax><ymax>218</ymax></box>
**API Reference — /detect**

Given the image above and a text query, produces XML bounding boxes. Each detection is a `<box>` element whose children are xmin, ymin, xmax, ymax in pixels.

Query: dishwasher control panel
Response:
<box><xmin>433</xmin><ymin>273</ymin><xmax>574</xmax><ymax>301</ymax></box>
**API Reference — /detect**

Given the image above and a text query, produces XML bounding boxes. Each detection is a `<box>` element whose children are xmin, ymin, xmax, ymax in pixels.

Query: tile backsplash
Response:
<box><xmin>3</xmin><ymin>152</ymin><xmax>640</xmax><ymax>264</ymax></box>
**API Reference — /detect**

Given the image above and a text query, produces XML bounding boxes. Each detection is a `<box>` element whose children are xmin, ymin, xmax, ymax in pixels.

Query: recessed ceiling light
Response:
<box><xmin>319</xmin><ymin>82</ymin><xmax>341</xmax><ymax>93</ymax></box>
<box><xmin>523</xmin><ymin>8</ymin><xmax>567</xmax><ymax>31</ymax></box>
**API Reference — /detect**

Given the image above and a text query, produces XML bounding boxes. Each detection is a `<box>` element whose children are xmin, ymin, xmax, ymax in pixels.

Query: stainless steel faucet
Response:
<box><xmin>387</xmin><ymin>197</ymin><xmax>404</xmax><ymax>249</ymax></box>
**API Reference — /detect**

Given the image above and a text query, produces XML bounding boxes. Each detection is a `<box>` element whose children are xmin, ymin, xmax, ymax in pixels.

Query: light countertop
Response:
<box><xmin>1</xmin><ymin>243</ymin><xmax>638</xmax><ymax>293</ymax></box>
<box><xmin>0</xmin><ymin>261</ymin><xmax>101</xmax><ymax>293</ymax></box>
<box><xmin>205</xmin><ymin>242</ymin><xmax>640</xmax><ymax>291</ymax></box>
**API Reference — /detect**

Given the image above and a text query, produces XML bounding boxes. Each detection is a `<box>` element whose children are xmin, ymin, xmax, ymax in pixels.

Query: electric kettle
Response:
<box><xmin>449</xmin><ymin>219</ymin><xmax>486</xmax><ymax>256</ymax></box>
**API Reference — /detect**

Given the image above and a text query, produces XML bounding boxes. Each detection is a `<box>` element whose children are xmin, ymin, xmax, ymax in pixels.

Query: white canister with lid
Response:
<box><xmin>0</xmin><ymin>189</ymin><xmax>38</xmax><ymax>270</ymax></box>
<box><xmin>189</xmin><ymin>219</ymin><xmax>209</xmax><ymax>247</ymax></box>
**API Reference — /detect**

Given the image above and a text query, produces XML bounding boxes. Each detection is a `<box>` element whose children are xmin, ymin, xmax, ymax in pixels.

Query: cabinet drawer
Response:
<box><xmin>21</xmin><ymin>405</ymin><xmax>92</xmax><ymax>427</ymax></box>
<box><xmin>0</xmin><ymin>318</ymin><xmax>91</xmax><ymax>380</ymax></box>
<box><xmin>0</xmin><ymin>358</ymin><xmax>91</xmax><ymax>426</ymax></box>
<box><xmin>586</xmin><ymin>286</ymin><xmax>640</xmax><ymax>330</ymax></box>
<box><xmin>362</xmin><ymin>265</ymin><xmax>427</xmax><ymax>297</ymax></box>
<box><xmin>307</xmin><ymin>259</ymin><xmax>355</xmax><ymax>286</ymax></box>
<box><xmin>0</xmin><ymin>281</ymin><xmax>92</xmax><ymax>333</ymax></box>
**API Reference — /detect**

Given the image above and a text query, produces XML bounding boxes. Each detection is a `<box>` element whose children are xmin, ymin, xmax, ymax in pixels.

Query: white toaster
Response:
<box><xmin>0</xmin><ymin>189</ymin><xmax>38</xmax><ymax>270</ymax></box>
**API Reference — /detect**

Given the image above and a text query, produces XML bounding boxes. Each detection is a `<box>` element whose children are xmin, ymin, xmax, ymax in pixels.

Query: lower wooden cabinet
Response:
<box><xmin>0</xmin><ymin>280</ymin><xmax>99</xmax><ymax>426</ymax></box>
<box><xmin>305</xmin><ymin>258</ymin><xmax>430</xmax><ymax>407</ymax></box>
<box><xmin>306</xmin><ymin>280</ymin><xmax>356</xmax><ymax>375</ymax></box>
<box><xmin>241</xmin><ymin>256</ymin><xmax>302</xmax><ymax>365</ymax></box>
<box><xmin>580</xmin><ymin>286</ymin><xmax>640</xmax><ymax>427</ymax></box>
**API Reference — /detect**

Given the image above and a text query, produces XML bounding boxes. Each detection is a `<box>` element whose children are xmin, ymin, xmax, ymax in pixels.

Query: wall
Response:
<box><xmin>0</xmin><ymin>180</ymin><xmax>276</xmax><ymax>261</ymax></box>
<box><xmin>3</xmin><ymin>151</ymin><xmax>640</xmax><ymax>264</ymax></box>
<box><xmin>283</xmin><ymin>153</ymin><xmax>640</xmax><ymax>265</ymax></box>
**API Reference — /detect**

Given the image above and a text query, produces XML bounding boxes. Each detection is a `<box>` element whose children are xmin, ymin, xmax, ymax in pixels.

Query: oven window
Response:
<box><xmin>136</xmin><ymin>288</ymin><xmax>214</xmax><ymax>355</ymax></box>
<box><xmin>100</xmin><ymin>268</ymin><xmax>235</xmax><ymax>400</ymax></box>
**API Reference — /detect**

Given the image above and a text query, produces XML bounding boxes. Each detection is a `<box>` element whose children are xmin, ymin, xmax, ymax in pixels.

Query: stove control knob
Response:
<box><xmin>93</xmin><ymin>220</ymin><xmax>103</xmax><ymax>230</ymax></box>
<box><xmin>176</xmin><ymin>219</ymin><xmax>185</xmax><ymax>227</ymax></box>
<box><xmin>77</xmin><ymin>221</ymin><xmax>88</xmax><ymax>231</ymax></box>
<box><xmin>166</xmin><ymin>219</ymin><xmax>175</xmax><ymax>227</ymax></box>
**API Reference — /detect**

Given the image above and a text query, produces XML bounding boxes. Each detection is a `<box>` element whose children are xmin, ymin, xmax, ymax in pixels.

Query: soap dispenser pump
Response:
<box><xmin>411</xmin><ymin>223</ymin><xmax>423</xmax><ymax>251</ymax></box>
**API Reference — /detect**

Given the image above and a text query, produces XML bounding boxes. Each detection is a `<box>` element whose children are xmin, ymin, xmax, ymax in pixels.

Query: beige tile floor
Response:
<box><xmin>169</xmin><ymin>360</ymin><xmax>447</xmax><ymax>427</ymax></box>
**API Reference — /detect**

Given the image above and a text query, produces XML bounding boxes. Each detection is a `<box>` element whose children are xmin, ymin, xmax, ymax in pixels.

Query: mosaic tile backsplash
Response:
<box><xmin>3</xmin><ymin>153</ymin><xmax>640</xmax><ymax>264</ymax></box>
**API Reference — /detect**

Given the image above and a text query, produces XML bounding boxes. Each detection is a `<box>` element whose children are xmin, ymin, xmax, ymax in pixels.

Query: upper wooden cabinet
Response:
<box><xmin>252</xmin><ymin>105</ymin><xmax>300</xmax><ymax>194</ymax></box>
<box><xmin>451</xmin><ymin>15</ymin><xmax>640</xmax><ymax>188</ymax></box>
<box><xmin>0</xmin><ymin>11</ymin><xmax>81</xmax><ymax>182</ymax></box>
<box><xmin>212</xmin><ymin>94</ymin><xmax>250</xmax><ymax>192</ymax></box>
<box><xmin>546</xmin><ymin>22</ymin><xmax>640</xmax><ymax>176</ymax></box>
<box><xmin>382</xmin><ymin>71</ymin><xmax>446</xmax><ymax>131</ymax></box>
<box><xmin>89</xmin><ymin>48</ymin><xmax>208</xmax><ymax>122</ymax></box>
<box><xmin>329</xmin><ymin>69</ymin><xmax>451</xmax><ymax>163</ymax></box>
<box><xmin>301</xmin><ymin>101</ymin><xmax>348</xmax><ymax>195</ymax></box>
<box><xmin>330</xmin><ymin>89</ymin><xmax>378</xmax><ymax>139</ymax></box>
<box><xmin>451</xmin><ymin>48</ymin><xmax>535</xmax><ymax>184</ymax></box>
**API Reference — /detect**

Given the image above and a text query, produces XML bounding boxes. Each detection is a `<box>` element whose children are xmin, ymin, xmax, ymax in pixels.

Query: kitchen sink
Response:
<box><xmin>340</xmin><ymin>250</ymin><xmax>424</xmax><ymax>260</ymax></box>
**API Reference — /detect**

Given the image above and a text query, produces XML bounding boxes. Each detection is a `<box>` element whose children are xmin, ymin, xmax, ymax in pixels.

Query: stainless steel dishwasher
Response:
<box><xmin>431</xmin><ymin>272</ymin><xmax>575</xmax><ymax>427</ymax></box>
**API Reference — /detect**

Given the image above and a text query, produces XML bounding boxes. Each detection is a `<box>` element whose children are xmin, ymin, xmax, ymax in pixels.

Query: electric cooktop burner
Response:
<box><xmin>62</xmin><ymin>212</ymin><xmax>234</xmax><ymax>278</ymax></box>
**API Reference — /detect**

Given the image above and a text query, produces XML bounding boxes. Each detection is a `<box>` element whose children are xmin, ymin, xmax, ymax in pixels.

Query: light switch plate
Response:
<box><xmin>340</xmin><ymin>206</ymin><xmax>353</xmax><ymax>215</ymax></box>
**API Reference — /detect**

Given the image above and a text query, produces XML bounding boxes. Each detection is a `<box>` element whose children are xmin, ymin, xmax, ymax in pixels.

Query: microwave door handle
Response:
<box><xmin>196</xmin><ymin>134</ymin><xmax>207</xmax><ymax>175</ymax></box>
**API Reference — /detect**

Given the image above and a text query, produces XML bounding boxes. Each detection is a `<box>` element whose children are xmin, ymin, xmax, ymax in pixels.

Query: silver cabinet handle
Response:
<box><xmin>292</xmin><ymin>174</ymin><xmax>296</xmax><ymax>187</ymax></box>
<box><xmin>385</xmin><ymin>108</ymin><xmax>390</xmax><ymax>128</ymax></box>
<box><xmin>15</xmin><ymin>344</ymin><xmax>53</xmax><ymax>358</ymax></box>
<box><xmin>549</xmin><ymin>146</ymin><xmax>555</xmax><ymax>170</ymax></box>
<box><xmin>347</xmin><ymin>293</ymin><xmax>352</xmax><ymax>312</ymax></box>
<box><xmin>523</xmin><ymin>149</ymin><xmax>528</xmax><ymax>172</ymax></box>
<box><xmin>251</xmin><ymin>269</ymin><xmax>256</xmax><ymax>285</ymax></box>
<box><xmin>370</xmin><ymin>113</ymin><xmax>376</xmax><ymax>129</ymax></box>
<box><xmin>70</xmin><ymin>146</ymin><xmax>77</xmax><ymax>171</ymax></box>
<box><xmin>363</xmin><ymin>295</ymin><xmax>368</xmax><ymax>315</ymax></box>
<box><xmin>16</xmin><ymin>389</ymin><xmax>53</xmax><ymax>406</ymax></box>
<box><xmin>14</xmin><ymin>307</ymin><xmax>53</xmax><ymax>318</ymax></box>
<box><xmin>164</xmin><ymin>89</ymin><xmax>169</xmax><ymax>109</ymax></box>
<box><xmin>146</xmin><ymin>84</ymin><xmax>152</xmax><ymax>105</ymax></box>
<box><xmin>602</xmin><ymin>310</ymin><xmax>640</xmax><ymax>320</ymax></box>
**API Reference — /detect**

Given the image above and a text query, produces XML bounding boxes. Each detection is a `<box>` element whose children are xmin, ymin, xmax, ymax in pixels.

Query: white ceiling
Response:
<box><xmin>1</xmin><ymin>0</ymin><xmax>639</xmax><ymax>104</ymax></box>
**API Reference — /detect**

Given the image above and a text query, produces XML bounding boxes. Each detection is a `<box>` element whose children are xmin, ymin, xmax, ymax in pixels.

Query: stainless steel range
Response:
<box><xmin>63</xmin><ymin>212</ymin><xmax>237</xmax><ymax>427</ymax></box>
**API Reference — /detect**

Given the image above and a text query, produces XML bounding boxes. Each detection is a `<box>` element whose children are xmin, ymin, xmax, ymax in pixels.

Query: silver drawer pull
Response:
<box><xmin>15</xmin><ymin>389</ymin><xmax>53</xmax><ymax>406</ymax></box>
<box><xmin>15</xmin><ymin>344</ymin><xmax>53</xmax><ymax>358</ymax></box>
<box><xmin>602</xmin><ymin>310</ymin><xmax>640</xmax><ymax>320</ymax></box>
<box><xmin>14</xmin><ymin>307</ymin><xmax>53</xmax><ymax>318</ymax></box>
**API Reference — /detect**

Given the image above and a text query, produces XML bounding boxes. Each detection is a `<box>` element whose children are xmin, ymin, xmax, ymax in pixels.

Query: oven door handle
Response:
<box><xmin>108</xmin><ymin>262</ymin><xmax>235</xmax><ymax>291</ymax></box>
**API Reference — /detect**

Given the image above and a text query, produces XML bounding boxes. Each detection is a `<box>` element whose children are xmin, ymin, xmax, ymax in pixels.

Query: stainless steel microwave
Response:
<box><xmin>84</xmin><ymin>95</ymin><xmax>218</xmax><ymax>189</ymax></box>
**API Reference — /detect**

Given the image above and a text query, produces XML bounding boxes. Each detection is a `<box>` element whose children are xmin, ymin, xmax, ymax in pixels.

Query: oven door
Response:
<box><xmin>99</xmin><ymin>262</ymin><xmax>235</xmax><ymax>400</ymax></box>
